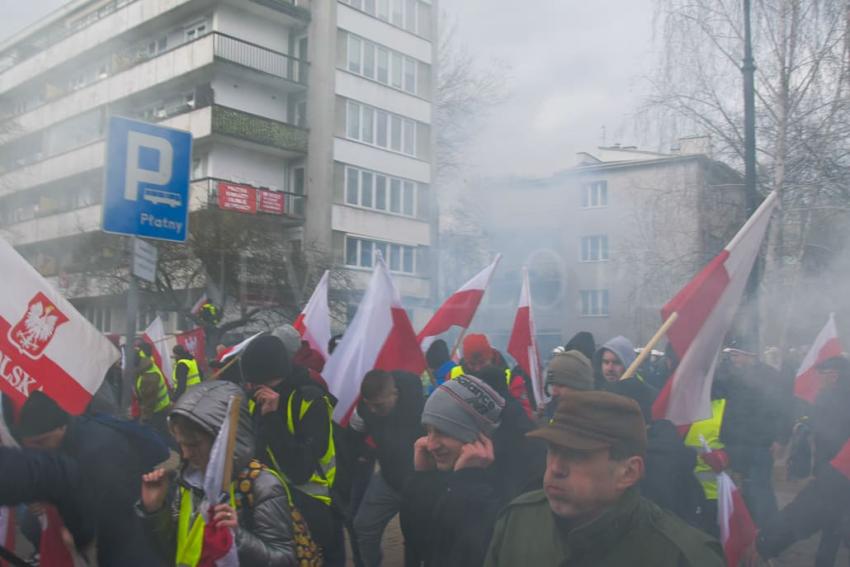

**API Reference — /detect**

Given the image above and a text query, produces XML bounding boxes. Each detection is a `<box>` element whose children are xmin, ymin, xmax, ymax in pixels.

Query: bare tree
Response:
<box><xmin>643</xmin><ymin>0</ymin><xmax>850</xmax><ymax>345</ymax></box>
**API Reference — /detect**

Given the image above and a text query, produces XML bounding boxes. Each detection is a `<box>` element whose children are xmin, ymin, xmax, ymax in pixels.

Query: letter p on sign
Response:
<box><xmin>125</xmin><ymin>131</ymin><xmax>173</xmax><ymax>201</ymax></box>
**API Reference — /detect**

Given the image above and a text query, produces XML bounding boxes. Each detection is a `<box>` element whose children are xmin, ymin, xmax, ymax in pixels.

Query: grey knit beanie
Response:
<box><xmin>422</xmin><ymin>374</ymin><xmax>505</xmax><ymax>443</ymax></box>
<box><xmin>545</xmin><ymin>350</ymin><xmax>594</xmax><ymax>391</ymax></box>
<box><xmin>272</xmin><ymin>324</ymin><xmax>302</xmax><ymax>357</ymax></box>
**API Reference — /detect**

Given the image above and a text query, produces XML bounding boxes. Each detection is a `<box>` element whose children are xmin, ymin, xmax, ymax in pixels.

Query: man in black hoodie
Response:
<box><xmin>349</xmin><ymin>369</ymin><xmax>424</xmax><ymax>567</ymax></box>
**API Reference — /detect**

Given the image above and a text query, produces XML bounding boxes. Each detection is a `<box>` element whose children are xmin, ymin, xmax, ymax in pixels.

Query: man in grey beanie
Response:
<box><xmin>401</xmin><ymin>375</ymin><xmax>545</xmax><ymax>567</ymax></box>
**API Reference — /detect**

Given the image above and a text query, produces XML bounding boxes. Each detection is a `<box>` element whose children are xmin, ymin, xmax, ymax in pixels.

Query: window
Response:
<box><xmin>185</xmin><ymin>21</ymin><xmax>207</xmax><ymax>41</ymax></box>
<box><xmin>581</xmin><ymin>235</ymin><xmax>609</xmax><ymax>262</ymax></box>
<box><xmin>345</xmin><ymin>236</ymin><xmax>416</xmax><ymax>274</ymax></box>
<box><xmin>362</xmin><ymin>107</ymin><xmax>374</xmax><ymax>143</ymax></box>
<box><xmin>347</xmin><ymin>101</ymin><xmax>361</xmax><ymax>139</ymax></box>
<box><xmin>363</xmin><ymin>42</ymin><xmax>375</xmax><ymax>79</ymax></box>
<box><xmin>404</xmin><ymin>0</ymin><xmax>417</xmax><ymax>31</ymax></box>
<box><xmin>85</xmin><ymin>306</ymin><xmax>112</xmax><ymax>332</ymax></box>
<box><xmin>402</xmin><ymin>119</ymin><xmax>415</xmax><ymax>155</ymax></box>
<box><xmin>391</xmin><ymin>53</ymin><xmax>403</xmax><ymax>89</ymax></box>
<box><xmin>292</xmin><ymin>167</ymin><xmax>305</xmax><ymax>195</ymax></box>
<box><xmin>580</xmin><ymin>290</ymin><xmax>609</xmax><ymax>317</ymax></box>
<box><xmin>347</xmin><ymin>36</ymin><xmax>362</xmax><ymax>74</ymax></box>
<box><xmin>390</xmin><ymin>115</ymin><xmax>402</xmax><ymax>151</ymax></box>
<box><xmin>377</xmin><ymin>47</ymin><xmax>389</xmax><ymax>83</ymax></box>
<box><xmin>391</xmin><ymin>0</ymin><xmax>404</xmax><ymax>26</ymax></box>
<box><xmin>376</xmin><ymin>110</ymin><xmax>388</xmax><ymax>147</ymax></box>
<box><xmin>344</xmin><ymin>166</ymin><xmax>417</xmax><ymax>216</ymax></box>
<box><xmin>378</xmin><ymin>0</ymin><xmax>390</xmax><ymax>20</ymax></box>
<box><xmin>582</xmin><ymin>180</ymin><xmax>608</xmax><ymax>208</ymax></box>
<box><xmin>403</xmin><ymin>57</ymin><xmax>417</xmax><ymax>94</ymax></box>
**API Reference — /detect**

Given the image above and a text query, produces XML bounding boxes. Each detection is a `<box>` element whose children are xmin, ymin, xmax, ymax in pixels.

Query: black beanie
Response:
<box><xmin>17</xmin><ymin>391</ymin><xmax>70</xmax><ymax>438</ymax></box>
<box><xmin>425</xmin><ymin>339</ymin><xmax>451</xmax><ymax>369</ymax></box>
<box><xmin>240</xmin><ymin>334</ymin><xmax>291</xmax><ymax>384</ymax></box>
<box><xmin>564</xmin><ymin>331</ymin><xmax>596</xmax><ymax>361</ymax></box>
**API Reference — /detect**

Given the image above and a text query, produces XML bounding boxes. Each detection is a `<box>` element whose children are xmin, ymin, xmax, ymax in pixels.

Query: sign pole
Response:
<box><xmin>122</xmin><ymin>236</ymin><xmax>139</xmax><ymax>412</ymax></box>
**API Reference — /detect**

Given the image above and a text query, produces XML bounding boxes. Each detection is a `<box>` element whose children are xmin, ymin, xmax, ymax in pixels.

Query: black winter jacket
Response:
<box><xmin>717</xmin><ymin>361</ymin><xmax>786</xmax><ymax>448</ymax></box>
<box><xmin>353</xmin><ymin>371</ymin><xmax>424</xmax><ymax>492</ymax></box>
<box><xmin>812</xmin><ymin>378</ymin><xmax>850</xmax><ymax>471</ymax></box>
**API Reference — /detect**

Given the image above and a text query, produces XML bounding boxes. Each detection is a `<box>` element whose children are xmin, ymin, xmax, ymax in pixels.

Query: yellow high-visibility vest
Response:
<box><xmin>684</xmin><ymin>398</ymin><xmax>727</xmax><ymax>501</ymax></box>
<box><xmin>175</xmin><ymin>485</ymin><xmax>236</xmax><ymax>566</ymax></box>
<box><xmin>136</xmin><ymin>352</ymin><xmax>170</xmax><ymax>414</ymax></box>
<box><xmin>174</xmin><ymin>358</ymin><xmax>202</xmax><ymax>390</ymax></box>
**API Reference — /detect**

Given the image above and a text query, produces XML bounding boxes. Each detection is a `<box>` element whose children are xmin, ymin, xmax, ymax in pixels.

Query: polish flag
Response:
<box><xmin>417</xmin><ymin>255</ymin><xmax>501</xmax><ymax>345</ymax></box>
<box><xmin>191</xmin><ymin>293</ymin><xmax>209</xmax><ymax>316</ymax></box>
<box><xmin>829</xmin><ymin>436</ymin><xmax>850</xmax><ymax>480</ymax></box>
<box><xmin>217</xmin><ymin>331</ymin><xmax>264</xmax><ymax>363</ymax></box>
<box><xmin>197</xmin><ymin>396</ymin><xmax>239</xmax><ymax>567</ymax></box>
<box><xmin>508</xmin><ymin>268</ymin><xmax>544</xmax><ymax>406</ymax></box>
<box><xmin>38</xmin><ymin>506</ymin><xmax>76</xmax><ymax>567</ymax></box>
<box><xmin>177</xmin><ymin>327</ymin><xmax>208</xmax><ymax>372</ymax></box>
<box><xmin>142</xmin><ymin>316</ymin><xmax>174</xmax><ymax>390</ymax></box>
<box><xmin>794</xmin><ymin>313</ymin><xmax>843</xmax><ymax>403</ymax></box>
<box><xmin>324</xmin><ymin>255</ymin><xmax>426</xmax><ymax>423</ymax></box>
<box><xmin>717</xmin><ymin>472</ymin><xmax>756</xmax><ymax>567</ymax></box>
<box><xmin>653</xmin><ymin>192</ymin><xmax>778</xmax><ymax>425</ymax></box>
<box><xmin>293</xmin><ymin>271</ymin><xmax>331</xmax><ymax>361</ymax></box>
<box><xmin>0</xmin><ymin>237</ymin><xmax>118</xmax><ymax>414</ymax></box>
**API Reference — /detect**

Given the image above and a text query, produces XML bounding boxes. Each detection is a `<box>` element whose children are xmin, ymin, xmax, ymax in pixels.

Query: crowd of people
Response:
<box><xmin>1</xmin><ymin>322</ymin><xmax>849</xmax><ymax>567</ymax></box>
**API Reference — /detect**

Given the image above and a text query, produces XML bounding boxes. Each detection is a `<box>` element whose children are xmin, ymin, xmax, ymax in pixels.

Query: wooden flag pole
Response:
<box><xmin>620</xmin><ymin>312</ymin><xmax>679</xmax><ymax>381</ymax></box>
<box><xmin>221</xmin><ymin>395</ymin><xmax>242</xmax><ymax>492</ymax></box>
<box><xmin>211</xmin><ymin>355</ymin><xmax>242</xmax><ymax>381</ymax></box>
<box><xmin>450</xmin><ymin>327</ymin><xmax>470</xmax><ymax>361</ymax></box>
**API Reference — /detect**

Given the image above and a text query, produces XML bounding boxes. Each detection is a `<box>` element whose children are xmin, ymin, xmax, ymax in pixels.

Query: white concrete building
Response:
<box><xmin>0</xmin><ymin>0</ymin><xmax>437</xmax><ymax>334</ymax></box>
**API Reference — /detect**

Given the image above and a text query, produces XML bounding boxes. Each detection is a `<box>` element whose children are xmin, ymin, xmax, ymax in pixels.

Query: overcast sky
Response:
<box><xmin>0</xmin><ymin>0</ymin><xmax>657</xmax><ymax>178</ymax></box>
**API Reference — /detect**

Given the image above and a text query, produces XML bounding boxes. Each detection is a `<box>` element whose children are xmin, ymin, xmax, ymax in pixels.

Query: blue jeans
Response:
<box><xmin>353</xmin><ymin>472</ymin><xmax>402</xmax><ymax>567</ymax></box>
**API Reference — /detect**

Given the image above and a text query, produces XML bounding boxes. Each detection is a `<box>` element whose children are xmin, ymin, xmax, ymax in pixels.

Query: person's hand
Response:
<box><xmin>253</xmin><ymin>386</ymin><xmax>280</xmax><ymax>415</ymax></box>
<box><xmin>454</xmin><ymin>434</ymin><xmax>495</xmax><ymax>471</ymax></box>
<box><xmin>212</xmin><ymin>503</ymin><xmax>238</xmax><ymax>529</ymax></box>
<box><xmin>414</xmin><ymin>436</ymin><xmax>435</xmax><ymax>471</ymax></box>
<box><xmin>701</xmin><ymin>449</ymin><xmax>730</xmax><ymax>473</ymax></box>
<box><xmin>141</xmin><ymin>468</ymin><xmax>171</xmax><ymax>513</ymax></box>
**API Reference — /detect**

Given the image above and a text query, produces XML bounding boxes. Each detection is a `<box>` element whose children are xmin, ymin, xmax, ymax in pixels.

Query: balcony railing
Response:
<box><xmin>214</xmin><ymin>33</ymin><xmax>308</xmax><ymax>85</ymax></box>
<box><xmin>192</xmin><ymin>177</ymin><xmax>306</xmax><ymax>219</ymax></box>
<box><xmin>211</xmin><ymin>105</ymin><xmax>308</xmax><ymax>154</ymax></box>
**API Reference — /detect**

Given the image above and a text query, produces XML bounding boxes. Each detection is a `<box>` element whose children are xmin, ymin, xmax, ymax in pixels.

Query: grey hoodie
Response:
<box><xmin>593</xmin><ymin>336</ymin><xmax>637</xmax><ymax>374</ymax></box>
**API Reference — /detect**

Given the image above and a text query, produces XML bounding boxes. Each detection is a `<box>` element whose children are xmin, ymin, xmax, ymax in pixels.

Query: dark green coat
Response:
<box><xmin>484</xmin><ymin>488</ymin><xmax>724</xmax><ymax>567</ymax></box>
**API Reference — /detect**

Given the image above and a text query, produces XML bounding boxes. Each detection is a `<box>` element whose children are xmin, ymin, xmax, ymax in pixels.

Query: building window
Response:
<box><xmin>345</xmin><ymin>33</ymin><xmax>419</xmax><ymax>95</ymax></box>
<box><xmin>346</xmin><ymin>101</ymin><xmax>418</xmax><ymax>157</ymax></box>
<box><xmin>185</xmin><ymin>21</ymin><xmax>208</xmax><ymax>41</ymax></box>
<box><xmin>581</xmin><ymin>235</ymin><xmax>609</xmax><ymax>262</ymax></box>
<box><xmin>580</xmin><ymin>290</ymin><xmax>609</xmax><ymax>317</ymax></box>
<box><xmin>342</xmin><ymin>0</ymin><xmax>427</xmax><ymax>37</ymax></box>
<box><xmin>84</xmin><ymin>306</ymin><xmax>112</xmax><ymax>332</ymax></box>
<box><xmin>345</xmin><ymin>236</ymin><xmax>416</xmax><ymax>274</ymax></box>
<box><xmin>344</xmin><ymin>166</ymin><xmax>417</xmax><ymax>216</ymax></box>
<box><xmin>582</xmin><ymin>180</ymin><xmax>608</xmax><ymax>208</ymax></box>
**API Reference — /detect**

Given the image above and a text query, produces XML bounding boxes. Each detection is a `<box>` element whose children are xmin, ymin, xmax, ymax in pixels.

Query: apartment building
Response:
<box><xmin>0</xmin><ymin>0</ymin><xmax>437</xmax><ymax>334</ymax></box>
<box><xmin>456</xmin><ymin>141</ymin><xmax>748</xmax><ymax>354</ymax></box>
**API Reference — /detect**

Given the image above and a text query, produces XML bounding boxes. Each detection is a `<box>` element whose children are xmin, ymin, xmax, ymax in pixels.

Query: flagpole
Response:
<box><xmin>221</xmin><ymin>395</ymin><xmax>242</xmax><ymax>492</ymax></box>
<box><xmin>621</xmin><ymin>312</ymin><xmax>679</xmax><ymax>381</ymax></box>
<box><xmin>211</xmin><ymin>355</ymin><xmax>241</xmax><ymax>381</ymax></box>
<box><xmin>450</xmin><ymin>327</ymin><xmax>470</xmax><ymax>361</ymax></box>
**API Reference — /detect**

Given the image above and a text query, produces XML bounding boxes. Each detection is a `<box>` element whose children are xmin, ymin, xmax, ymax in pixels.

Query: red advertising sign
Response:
<box><xmin>217</xmin><ymin>182</ymin><xmax>256</xmax><ymax>213</ymax></box>
<box><xmin>257</xmin><ymin>190</ymin><xmax>285</xmax><ymax>215</ymax></box>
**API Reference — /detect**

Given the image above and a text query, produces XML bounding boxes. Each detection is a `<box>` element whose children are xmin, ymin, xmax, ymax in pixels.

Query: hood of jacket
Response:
<box><xmin>593</xmin><ymin>336</ymin><xmax>637</xmax><ymax>373</ymax></box>
<box><xmin>170</xmin><ymin>381</ymin><xmax>254</xmax><ymax>473</ymax></box>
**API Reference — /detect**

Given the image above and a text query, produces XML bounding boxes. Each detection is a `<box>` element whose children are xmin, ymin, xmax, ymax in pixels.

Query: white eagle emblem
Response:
<box><xmin>8</xmin><ymin>293</ymin><xmax>69</xmax><ymax>359</ymax></box>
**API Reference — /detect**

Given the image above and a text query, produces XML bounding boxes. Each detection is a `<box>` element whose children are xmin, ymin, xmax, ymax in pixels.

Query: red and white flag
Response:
<box><xmin>293</xmin><ymin>270</ymin><xmax>331</xmax><ymax>361</ymax></box>
<box><xmin>191</xmin><ymin>293</ymin><xmax>209</xmax><ymax>316</ymax></box>
<box><xmin>177</xmin><ymin>327</ymin><xmax>208</xmax><ymax>372</ymax></box>
<box><xmin>143</xmin><ymin>316</ymin><xmax>174</xmax><ymax>389</ymax></box>
<box><xmin>653</xmin><ymin>192</ymin><xmax>778</xmax><ymax>425</ymax></box>
<box><xmin>217</xmin><ymin>331</ymin><xmax>264</xmax><ymax>363</ymax></box>
<box><xmin>417</xmin><ymin>255</ymin><xmax>501</xmax><ymax>346</ymax></box>
<box><xmin>324</xmin><ymin>256</ymin><xmax>426</xmax><ymax>423</ymax></box>
<box><xmin>717</xmin><ymin>472</ymin><xmax>756</xmax><ymax>567</ymax></box>
<box><xmin>508</xmin><ymin>268</ymin><xmax>544</xmax><ymax>406</ymax></box>
<box><xmin>794</xmin><ymin>313</ymin><xmax>843</xmax><ymax>403</ymax></box>
<box><xmin>0</xmin><ymin>237</ymin><xmax>118</xmax><ymax>414</ymax></box>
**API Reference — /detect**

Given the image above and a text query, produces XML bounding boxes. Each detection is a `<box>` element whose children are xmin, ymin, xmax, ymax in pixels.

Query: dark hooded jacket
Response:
<box><xmin>593</xmin><ymin>336</ymin><xmax>658</xmax><ymax>421</ymax></box>
<box><xmin>811</xmin><ymin>376</ymin><xmax>850</xmax><ymax>472</ymax></box>
<box><xmin>400</xmin><ymin>396</ymin><xmax>545</xmax><ymax>567</ymax></box>
<box><xmin>715</xmin><ymin>359</ymin><xmax>786</xmax><ymax>449</ymax></box>
<box><xmin>141</xmin><ymin>381</ymin><xmax>296</xmax><ymax>567</ymax></box>
<box><xmin>352</xmin><ymin>370</ymin><xmax>424</xmax><ymax>492</ymax></box>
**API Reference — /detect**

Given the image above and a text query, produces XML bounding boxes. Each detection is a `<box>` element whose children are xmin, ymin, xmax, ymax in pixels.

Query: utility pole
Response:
<box><xmin>742</xmin><ymin>0</ymin><xmax>761</xmax><ymax>344</ymax></box>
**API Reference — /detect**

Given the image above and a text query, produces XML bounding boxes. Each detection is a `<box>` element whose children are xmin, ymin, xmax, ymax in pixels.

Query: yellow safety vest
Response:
<box><xmin>250</xmin><ymin>392</ymin><xmax>337</xmax><ymax>506</ymax></box>
<box><xmin>684</xmin><ymin>398</ymin><xmax>727</xmax><ymax>501</ymax></box>
<box><xmin>136</xmin><ymin>352</ymin><xmax>170</xmax><ymax>414</ymax></box>
<box><xmin>175</xmin><ymin>485</ymin><xmax>236</xmax><ymax>567</ymax></box>
<box><xmin>175</xmin><ymin>359</ymin><xmax>202</xmax><ymax>389</ymax></box>
<box><xmin>449</xmin><ymin>365</ymin><xmax>464</xmax><ymax>380</ymax></box>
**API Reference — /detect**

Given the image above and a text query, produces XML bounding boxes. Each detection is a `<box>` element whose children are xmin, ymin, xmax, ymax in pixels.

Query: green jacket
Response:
<box><xmin>484</xmin><ymin>488</ymin><xmax>724</xmax><ymax>567</ymax></box>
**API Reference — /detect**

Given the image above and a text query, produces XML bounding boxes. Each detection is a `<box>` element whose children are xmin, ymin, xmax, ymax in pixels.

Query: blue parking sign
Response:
<box><xmin>102</xmin><ymin>116</ymin><xmax>193</xmax><ymax>242</ymax></box>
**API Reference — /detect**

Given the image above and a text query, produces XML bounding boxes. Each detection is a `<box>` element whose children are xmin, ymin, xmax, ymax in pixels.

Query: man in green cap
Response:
<box><xmin>484</xmin><ymin>390</ymin><xmax>724</xmax><ymax>567</ymax></box>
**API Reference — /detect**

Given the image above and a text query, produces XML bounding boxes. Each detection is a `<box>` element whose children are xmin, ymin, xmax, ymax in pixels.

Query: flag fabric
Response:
<box><xmin>177</xmin><ymin>327</ymin><xmax>208</xmax><ymax>373</ymax></box>
<box><xmin>38</xmin><ymin>506</ymin><xmax>77</xmax><ymax>567</ymax></box>
<box><xmin>195</xmin><ymin>396</ymin><xmax>239</xmax><ymax>567</ymax></box>
<box><xmin>0</xmin><ymin>237</ymin><xmax>118</xmax><ymax>414</ymax></box>
<box><xmin>653</xmin><ymin>192</ymin><xmax>778</xmax><ymax>425</ymax></box>
<box><xmin>217</xmin><ymin>331</ymin><xmax>264</xmax><ymax>363</ymax></box>
<box><xmin>143</xmin><ymin>316</ymin><xmax>174</xmax><ymax>389</ymax></box>
<box><xmin>830</xmin><ymin>437</ymin><xmax>850</xmax><ymax>479</ymax></box>
<box><xmin>293</xmin><ymin>271</ymin><xmax>331</xmax><ymax>361</ymax></box>
<box><xmin>324</xmin><ymin>256</ymin><xmax>427</xmax><ymax>423</ymax></box>
<box><xmin>507</xmin><ymin>267</ymin><xmax>544</xmax><ymax>406</ymax></box>
<box><xmin>794</xmin><ymin>313</ymin><xmax>843</xmax><ymax>403</ymax></box>
<box><xmin>717</xmin><ymin>472</ymin><xmax>756</xmax><ymax>567</ymax></box>
<box><xmin>416</xmin><ymin>255</ymin><xmax>501</xmax><ymax>345</ymax></box>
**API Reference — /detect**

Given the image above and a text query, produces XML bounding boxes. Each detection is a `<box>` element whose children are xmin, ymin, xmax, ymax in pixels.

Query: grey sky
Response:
<box><xmin>0</xmin><ymin>0</ymin><xmax>657</xmax><ymax>178</ymax></box>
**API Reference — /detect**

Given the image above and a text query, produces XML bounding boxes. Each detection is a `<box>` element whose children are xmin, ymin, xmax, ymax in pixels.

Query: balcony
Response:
<box><xmin>250</xmin><ymin>0</ymin><xmax>311</xmax><ymax>22</ymax></box>
<box><xmin>211</xmin><ymin>105</ymin><xmax>308</xmax><ymax>154</ymax></box>
<box><xmin>3</xmin><ymin>32</ymin><xmax>308</xmax><ymax>136</ymax></box>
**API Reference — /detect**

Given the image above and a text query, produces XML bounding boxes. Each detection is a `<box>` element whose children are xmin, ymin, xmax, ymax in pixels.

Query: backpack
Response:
<box><xmin>234</xmin><ymin>459</ymin><xmax>323</xmax><ymax>566</ymax></box>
